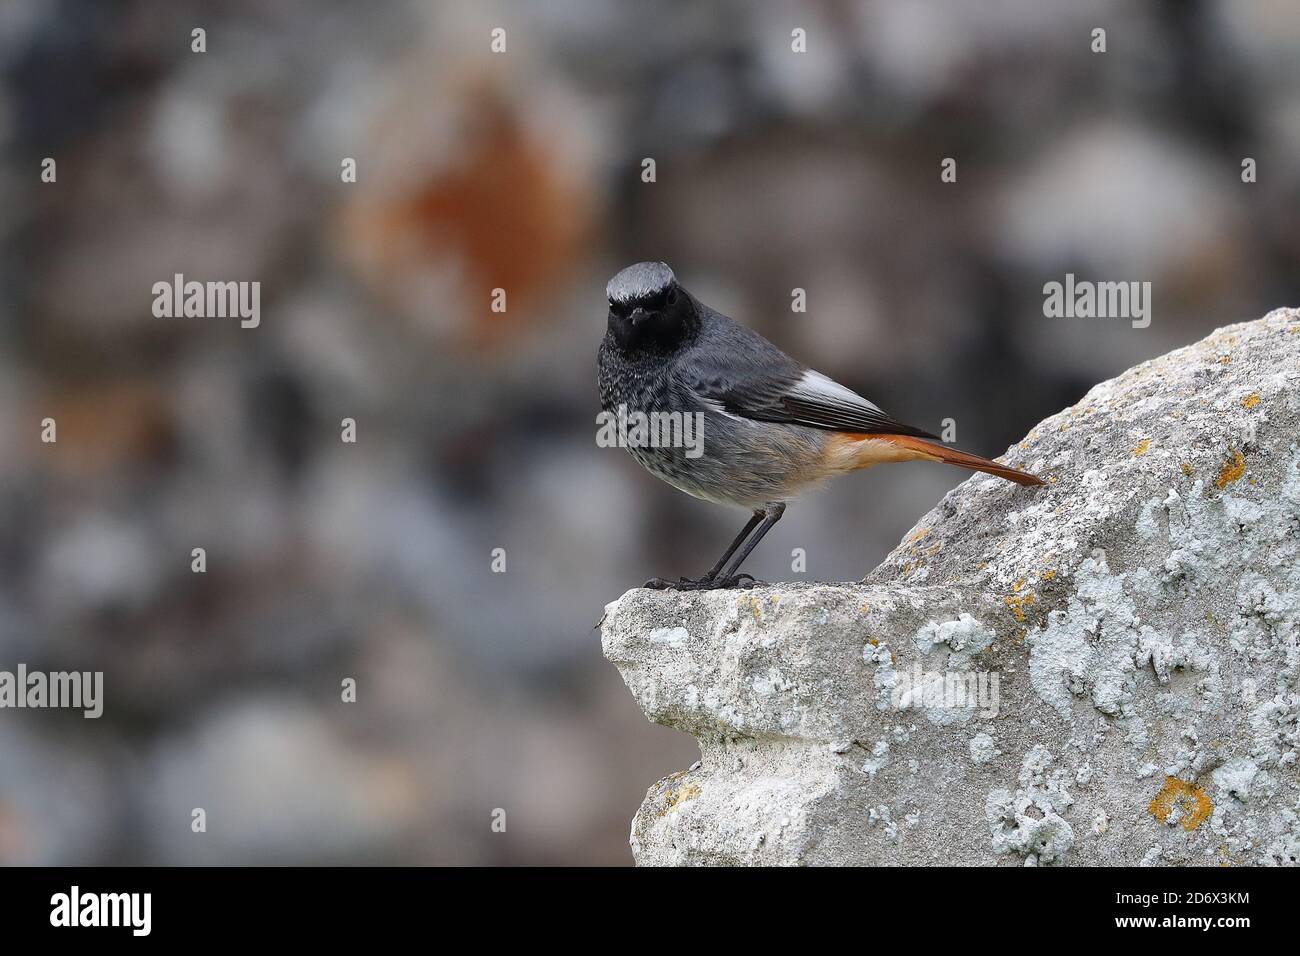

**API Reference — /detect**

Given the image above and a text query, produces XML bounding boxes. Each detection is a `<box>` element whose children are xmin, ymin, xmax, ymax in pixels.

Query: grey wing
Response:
<box><xmin>676</xmin><ymin>327</ymin><xmax>939</xmax><ymax>440</ymax></box>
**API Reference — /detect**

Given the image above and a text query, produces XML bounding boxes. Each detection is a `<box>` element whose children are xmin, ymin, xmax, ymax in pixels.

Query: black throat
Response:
<box><xmin>606</xmin><ymin>289</ymin><xmax>700</xmax><ymax>358</ymax></box>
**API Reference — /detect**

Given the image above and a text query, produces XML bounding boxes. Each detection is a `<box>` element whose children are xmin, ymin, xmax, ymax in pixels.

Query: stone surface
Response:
<box><xmin>602</xmin><ymin>309</ymin><xmax>1300</xmax><ymax>866</ymax></box>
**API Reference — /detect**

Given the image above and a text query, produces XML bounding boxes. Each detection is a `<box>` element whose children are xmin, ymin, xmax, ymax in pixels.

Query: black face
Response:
<box><xmin>607</xmin><ymin>282</ymin><xmax>695</xmax><ymax>353</ymax></box>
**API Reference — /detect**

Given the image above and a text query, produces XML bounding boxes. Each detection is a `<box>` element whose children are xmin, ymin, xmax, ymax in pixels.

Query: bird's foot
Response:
<box><xmin>642</xmin><ymin>573</ymin><xmax>761</xmax><ymax>591</ymax></box>
<box><xmin>641</xmin><ymin>576</ymin><xmax>696</xmax><ymax>590</ymax></box>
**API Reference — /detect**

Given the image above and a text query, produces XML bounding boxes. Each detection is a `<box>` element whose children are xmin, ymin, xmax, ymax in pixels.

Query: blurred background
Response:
<box><xmin>1</xmin><ymin>0</ymin><xmax>1298</xmax><ymax>864</ymax></box>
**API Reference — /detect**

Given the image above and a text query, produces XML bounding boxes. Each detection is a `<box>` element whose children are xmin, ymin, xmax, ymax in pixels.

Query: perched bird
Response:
<box><xmin>598</xmin><ymin>262</ymin><xmax>1045</xmax><ymax>590</ymax></box>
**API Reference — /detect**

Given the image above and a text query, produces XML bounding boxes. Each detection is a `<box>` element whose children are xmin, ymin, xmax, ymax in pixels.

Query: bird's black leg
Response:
<box><xmin>701</xmin><ymin>511</ymin><xmax>764</xmax><ymax>582</ymax></box>
<box><xmin>643</xmin><ymin>504</ymin><xmax>784</xmax><ymax>591</ymax></box>
<box><xmin>714</xmin><ymin>501</ymin><xmax>785</xmax><ymax>587</ymax></box>
<box><xmin>643</xmin><ymin>511</ymin><xmax>762</xmax><ymax>590</ymax></box>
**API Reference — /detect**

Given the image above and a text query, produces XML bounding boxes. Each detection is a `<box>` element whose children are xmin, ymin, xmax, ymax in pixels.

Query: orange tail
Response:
<box><xmin>861</xmin><ymin>433</ymin><xmax>1046</xmax><ymax>487</ymax></box>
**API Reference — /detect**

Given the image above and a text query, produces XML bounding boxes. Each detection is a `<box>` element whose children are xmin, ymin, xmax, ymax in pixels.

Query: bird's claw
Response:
<box><xmin>642</xmin><ymin>572</ymin><xmax>761</xmax><ymax>591</ymax></box>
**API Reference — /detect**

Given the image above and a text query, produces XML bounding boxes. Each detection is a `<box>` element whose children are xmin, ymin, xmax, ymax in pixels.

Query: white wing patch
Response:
<box><xmin>698</xmin><ymin>395</ymin><xmax>745</xmax><ymax>420</ymax></box>
<box><xmin>789</xmin><ymin>369</ymin><xmax>884</xmax><ymax>414</ymax></box>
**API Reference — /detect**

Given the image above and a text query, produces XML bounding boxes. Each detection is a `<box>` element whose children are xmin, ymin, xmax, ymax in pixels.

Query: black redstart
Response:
<box><xmin>598</xmin><ymin>261</ymin><xmax>1045</xmax><ymax>590</ymax></box>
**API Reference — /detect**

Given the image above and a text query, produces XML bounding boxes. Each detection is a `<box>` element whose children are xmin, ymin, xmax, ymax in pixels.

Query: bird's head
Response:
<box><xmin>606</xmin><ymin>261</ymin><xmax>697</xmax><ymax>353</ymax></box>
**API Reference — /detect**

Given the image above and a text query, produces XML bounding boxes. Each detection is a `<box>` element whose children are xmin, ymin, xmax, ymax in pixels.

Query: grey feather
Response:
<box><xmin>675</xmin><ymin>303</ymin><xmax>938</xmax><ymax>440</ymax></box>
<box><xmin>607</xmin><ymin>261</ymin><xmax>675</xmax><ymax>304</ymax></box>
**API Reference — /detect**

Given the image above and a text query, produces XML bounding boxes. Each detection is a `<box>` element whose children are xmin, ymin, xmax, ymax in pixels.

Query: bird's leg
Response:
<box><xmin>642</xmin><ymin>504</ymin><xmax>785</xmax><ymax>591</ymax></box>
<box><xmin>643</xmin><ymin>511</ymin><xmax>763</xmax><ymax>590</ymax></box>
<box><xmin>700</xmin><ymin>511</ymin><xmax>764</xmax><ymax>582</ymax></box>
<box><xmin>713</xmin><ymin>501</ymin><xmax>785</xmax><ymax>587</ymax></box>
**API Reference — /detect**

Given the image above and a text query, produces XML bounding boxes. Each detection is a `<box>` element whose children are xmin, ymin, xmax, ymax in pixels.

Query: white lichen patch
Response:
<box><xmin>1212</xmin><ymin>757</ymin><xmax>1259</xmax><ymax>805</ymax></box>
<box><xmin>969</xmin><ymin>732</ymin><xmax>1000</xmax><ymax>765</ymax></box>
<box><xmin>986</xmin><ymin>747</ymin><xmax>1076</xmax><ymax>866</ymax></box>
<box><xmin>1026</xmin><ymin>553</ymin><xmax>1144</xmax><ymax>722</ymax></box>
<box><xmin>648</xmin><ymin>626</ymin><xmax>689</xmax><ymax>646</ymax></box>
<box><xmin>860</xmin><ymin>739</ymin><xmax>890</xmax><ymax>778</ymax></box>
<box><xmin>865</xmin><ymin>641</ymin><xmax>898</xmax><ymax>713</ymax></box>
<box><xmin>914</xmin><ymin>613</ymin><xmax>995</xmax><ymax>660</ymax></box>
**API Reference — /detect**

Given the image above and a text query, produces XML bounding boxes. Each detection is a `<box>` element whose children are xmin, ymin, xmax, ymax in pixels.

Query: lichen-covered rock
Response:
<box><xmin>602</xmin><ymin>309</ymin><xmax>1300</xmax><ymax>866</ymax></box>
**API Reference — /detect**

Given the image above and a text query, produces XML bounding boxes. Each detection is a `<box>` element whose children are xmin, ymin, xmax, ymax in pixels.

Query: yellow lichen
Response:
<box><xmin>1241</xmin><ymin>393</ymin><xmax>1261</xmax><ymax>409</ymax></box>
<box><xmin>1003</xmin><ymin>592</ymin><xmax>1035</xmax><ymax>623</ymax></box>
<box><xmin>1041</xmin><ymin>569</ymin><xmax>1057</xmax><ymax>582</ymax></box>
<box><xmin>1180</xmin><ymin>462</ymin><xmax>1193</xmax><ymax>477</ymax></box>
<box><xmin>658</xmin><ymin>781</ymin><xmax>701</xmax><ymax>816</ymax></box>
<box><xmin>1215</xmin><ymin>451</ymin><xmax>1245</xmax><ymax>490</ymax></box>
<box><xmin>1148</xmin><ymin>777</ymin><xmax>1213</xmax><ymax>831</ymax></box>
<box><xmin>1132</xmin><ymin>438</ymin><xmax>1151</xmax><ymax>456</ymax></box>
<box><xmin>737</xmin><ymin>594</ymin><xmax>764</xmax><ymax>621</ymax></box>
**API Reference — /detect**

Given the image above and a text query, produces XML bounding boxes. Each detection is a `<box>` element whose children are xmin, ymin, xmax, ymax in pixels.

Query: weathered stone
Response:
<box><xmin>603</xmin><ymin>309</ymin><xmax>1300</xmax><ymax>865</ymax></box>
